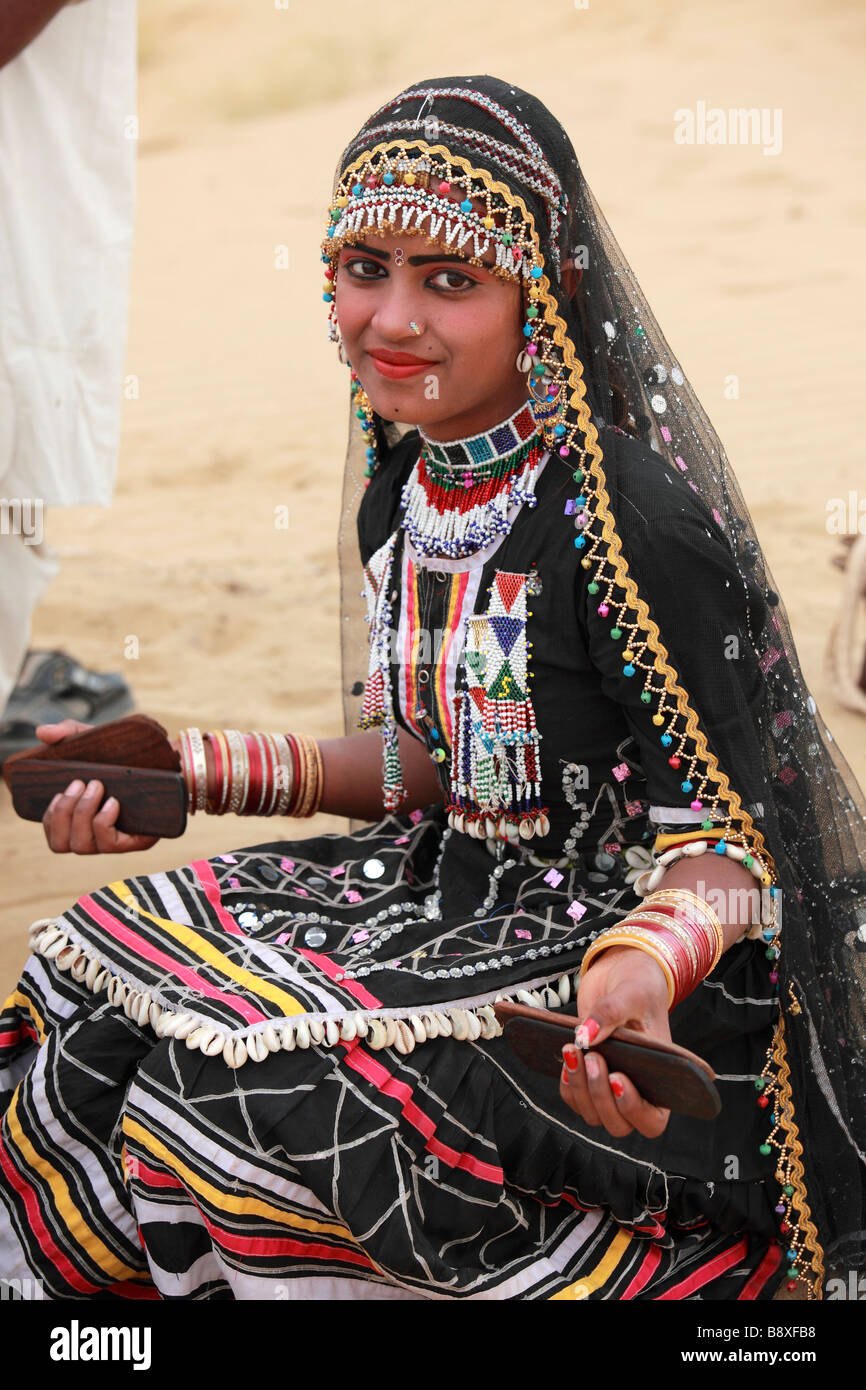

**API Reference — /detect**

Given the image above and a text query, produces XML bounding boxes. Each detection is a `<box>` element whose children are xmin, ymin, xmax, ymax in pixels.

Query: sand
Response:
<box><xmin>2</xmin><ymin>0</ymin><xmax>865</xmax><ymax>994</ymax></box>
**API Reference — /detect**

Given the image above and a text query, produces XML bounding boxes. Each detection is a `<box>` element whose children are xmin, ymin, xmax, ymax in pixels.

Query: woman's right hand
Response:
<box><xmin>37</xmin><ymin>720</ymin><xmax>161</xmax><ymax>855</ymax></box>
<box><xmin>559</xmin><ymin>945</ymin><xmax>672</xmax><ymax>1140</ymax></box>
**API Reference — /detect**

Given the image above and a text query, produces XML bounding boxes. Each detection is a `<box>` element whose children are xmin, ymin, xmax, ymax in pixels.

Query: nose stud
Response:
<box><xmin>409</xmin><ymin>321</ymin><xmax>424</xmax><ymax>336</ymax></box>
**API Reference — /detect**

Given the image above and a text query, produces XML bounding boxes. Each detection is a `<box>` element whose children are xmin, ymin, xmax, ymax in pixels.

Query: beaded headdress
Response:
<box><xmin>322</xmin><ymin>76</ymin><xmax>866</xmax><ymax>1295</ymax></box>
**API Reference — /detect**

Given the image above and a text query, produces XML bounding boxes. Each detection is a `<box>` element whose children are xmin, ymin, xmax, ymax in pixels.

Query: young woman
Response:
<box><xmin>2</xmin><ymin>75</ymin><xmax>865</xmax><ymax>1301</ymax></box>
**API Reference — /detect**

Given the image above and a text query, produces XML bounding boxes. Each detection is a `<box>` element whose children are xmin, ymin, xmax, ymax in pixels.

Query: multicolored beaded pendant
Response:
<box><xmin>447</xmin><ymin>570</ymin><xmax>549</xmax><ymax>841</ymax></box>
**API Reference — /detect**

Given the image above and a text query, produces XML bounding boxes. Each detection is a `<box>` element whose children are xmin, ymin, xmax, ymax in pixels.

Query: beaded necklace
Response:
<box><xmin>402</xmin><ymin>401</ymin><xmax>544</xmax><ymax>559</ymax></box>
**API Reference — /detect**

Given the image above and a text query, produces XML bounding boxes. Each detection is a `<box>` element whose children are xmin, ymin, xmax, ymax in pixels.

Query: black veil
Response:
<box><xmin>323</xmin><ymin>75</ymin><xmax>866</xmax><ymax>1294</ymax></box>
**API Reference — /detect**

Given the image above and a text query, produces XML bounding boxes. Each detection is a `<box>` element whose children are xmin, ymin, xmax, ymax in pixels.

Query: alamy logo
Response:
<box><xmin>1</xmin><ymin>1277</ymin><xmax>44</xmax><ymax>1299</ymax></box>
<box><xmin>673</xmin><ymin>102</ymin><xmax>782</xmax><ymax>156</ymax></box>
<box><xmin>49</xmin><ymin>1321</ymin><xmax>152</xmax><ymax>1371</ymax></box>
<box><xmin>0</xmin><ymin>498</ymin><xmax>43</xmax><ymax>546</ymax></box>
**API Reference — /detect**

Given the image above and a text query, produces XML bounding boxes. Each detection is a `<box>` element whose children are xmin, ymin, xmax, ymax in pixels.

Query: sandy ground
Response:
<box><xmin>2</xmin><ymin>0</ymin><xmax>865</xmax><ymax>1002</ymax></box>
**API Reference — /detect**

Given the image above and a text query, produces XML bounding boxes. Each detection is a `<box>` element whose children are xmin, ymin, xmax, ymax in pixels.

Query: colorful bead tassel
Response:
<box><xmin>447</xmin><ymin>571</ymin><xmax>549</xmax><ymax>840</ymax></box>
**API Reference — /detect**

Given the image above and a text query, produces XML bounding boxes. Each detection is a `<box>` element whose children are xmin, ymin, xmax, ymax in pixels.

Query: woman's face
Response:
<box><xmin>333</xmin><ymin>228</ymin><xmax>530</xmax><ymax>441</ymax></box>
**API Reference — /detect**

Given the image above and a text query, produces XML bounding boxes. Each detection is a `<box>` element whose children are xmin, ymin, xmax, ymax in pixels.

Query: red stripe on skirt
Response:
<box><xmin>342</xmin><ymin>1043</ymin><xmax>503</xmax><ymax>1186</ymax></box>
<box><xmin>190</xmin><ymin>860</ymin><xmax>246</xmax><ymax>936</ymax></box>
<box><xmin>203</xmin><ymin>1220</ymin><xmax>375</xmax><ymax>1270</ymax></box>
<box><xmin>129</xmin><ymin>1156</ymin><xmax>185</xmax><ymax>1190</ymax></box>
<box><xmin>131</xmin><ymin>1149</ymin><xmax>375</xmax><ymax>1272</ymax></box>
<box><xmin>621</xmin><ymin>1243</ymin><xmax>663</xmax><ymax>1299</ymax></box>
<box><xmin>654</xmin><ymin>1237</ymin><xmax>749</xmax><ymax>1299</ymax></box>
<box><xmin>737</xmin><ymin>1241</ymin><xmax>783</xmax><ymax>1299</ymax></box>
<box><xmin>0</xmin><ymin>1134</ymin><xmax>102</xmax><ymax>1294</ymax></box>
<box><xmin>79</xmin><ymin>896</ymin><xmax>268</xmax><ymax>1025</ymax></box>
<box><xmin>295</xmin><ymin>948</ymin><xmax>381</xmax><ymax>1010</ymax></box>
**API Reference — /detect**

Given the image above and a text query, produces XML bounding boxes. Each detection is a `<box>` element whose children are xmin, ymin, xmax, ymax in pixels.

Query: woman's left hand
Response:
<box><xmin>558</xmin><ymin>944</ymin><xmax>672</xmax><ymax>1139</ymax></box>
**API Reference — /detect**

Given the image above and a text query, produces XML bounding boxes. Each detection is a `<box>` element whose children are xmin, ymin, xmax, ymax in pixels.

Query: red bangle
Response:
<box><xmin>243</xmin><ymin>734</ymin><xmax>262</xmax><ymax>815</ymax></box>
<box><xmin>635</xmin><ymin>902</ymin><xmax>715</xmax><ymax>972</ymax></box>
<box><xmin>208</xmin><ymin>733</ymin><xmax>223</xmax><ymax>814</ymax></box>
<box><xmin>626</xmin><ymin>916</ymin><xmax>714</xmax><ymax>991</ymax></box>
<box><xmin>252</xmin><ymin>733</ymin><xmax>270</xmax><ymax>815</ymax></box>
<box><xmin>223</xmin><ymin>734</ymin><xmax>234</xmax><ymax>812</ymax></box>
<box><xmin>637</xmin><ymin>924</ymin><xmax>697</xmax><ymax>1007</ymax></box>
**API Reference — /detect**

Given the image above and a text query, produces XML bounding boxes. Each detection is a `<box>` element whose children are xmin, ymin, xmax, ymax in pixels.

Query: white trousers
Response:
<box><xmin>0</xmin><ymin>532</ymin><xmax>59</xmax><ymax>713</ymax></box>
<box><xmin>0</xmin><ymin>0</ymin><xmax>136</xmax><ymax>711</ymax></box>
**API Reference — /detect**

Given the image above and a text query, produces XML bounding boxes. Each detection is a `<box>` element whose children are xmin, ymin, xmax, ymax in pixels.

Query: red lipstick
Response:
<box><xmin>367</xmin><ymin>348</ymin><xmax>436</xmax><ymax>379</ymax></box>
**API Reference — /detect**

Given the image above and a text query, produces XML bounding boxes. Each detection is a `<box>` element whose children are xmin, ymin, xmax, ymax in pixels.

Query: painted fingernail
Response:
<box><xmin>585</xmin><ymin>1053</ymin><xmax>599</xmax><ymax>1080</ymax></box>
<box><xmin>610</xmin><ymin>1076</ymin><xmax>625</xmax><ymax>1099</ymax></box>
<box><xmin>562</xmin><ymin>1045</ymin><xmax>579</xmax><ymax>1072</ymax></box>
<box><xmin>65</xmin><ymin>780</ymin><xmax>84</xmax><ymax>796</ymax></box>
<box><xmin>575</xmin><ymin>1017</ymin><xmax>600</xmax><ymax>1049</ymax></box>
<box><xmin>561</xmin><ymin>1064</ymin><xmax>571</xmax><ymax>1085</ymax></box>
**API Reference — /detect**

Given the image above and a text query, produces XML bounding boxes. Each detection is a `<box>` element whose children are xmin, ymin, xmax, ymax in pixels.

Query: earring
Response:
<box><xmin>329</xmin><ymin>312</ymin><xmax>348</xmax><ymax>364</ymax></box>
<box><xmin>516</xmin><ymin>349</ymin><xmax>532</xmax><ymax>372</ymax></box>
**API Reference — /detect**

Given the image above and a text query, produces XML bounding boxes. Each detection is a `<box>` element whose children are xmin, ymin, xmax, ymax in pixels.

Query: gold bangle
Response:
<box><xmin>178</xmin><ymin>730</ymin><xmax>194</xmax><ymax>812</ymax></box>
<box><xmin>644</xmin><ymin>889</ymin><xmax>724</xmax><ymax>968</ymax></box>
<box><xmin>643</xmin><ymin>889</ymin><xmax>724</xmax><ymax>952</ymax></box>
<box><xmin>603</xmin><ymin>925</ymin><xmax>681</xmax><ymax>979</ymax></box>
<box><xmin>580</xmin><ymin>929</ymin><xmax>676</xmax><ymax>1009</ymax></box>
<box><xmin>645</xmin><ymin>886</ymin><xmax>720</xmax><ymax>928</ymax></box>
<box><xmin>610</xmin><ymin>920</ymin><xmax>713</xmax><ymax>1005</ymax></box>
<box><xmin>290</xmin><ymin>734</ymin><xmax>308</xmax><ymax>818</ymax></box>
<box><xmin>259</xmin><ymin>733</ymin><xmax>279</xmax><ymax>816</ymax></box>
<box><xmin>185</xmin><ymin>728</ymin><xmax>208</xmax><ymax>814</ymax></box>
<box><xmin>626</xmin><ymin>910</ymin><xmax>703</xmax><ymax>979</ymax></box>
<box><xmin>224</xmin><ymin>729</ymin><xmax>248</xmax><ymax>815</ymax></box>
<box><xmin>271</xmin><ymin>733</ymin><xmax>293</xmax><ymax>816</ymax></box>
<box><xmin>209</xmin><ymin>729</ymin><xmax>232</xmax><ymax>814</ymax></box>
<box><xmin>291</xmin><ymin>734</ymin><xmax>311</xmax><ymax>818</ymax></box>
<box><xmin>585</xmin><ymin>936</ymin><xmax>676</xmax><ymax>1011</ymax></box>
<box><xmin>294</xmin><ymin>734</ymin><xmax>320</xmax><ymax>818</ymax></box>
<box><xmin>308</xmin><ymin>737</ymin><xmax>324</xmax><ymax>817</ymax></box>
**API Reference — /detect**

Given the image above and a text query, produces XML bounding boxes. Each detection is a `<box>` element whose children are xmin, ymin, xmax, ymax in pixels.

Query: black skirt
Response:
<box><xmin>0</xmin><ymin>428</ymin><xmax>787</xmax><ymax>1299</ymax></box>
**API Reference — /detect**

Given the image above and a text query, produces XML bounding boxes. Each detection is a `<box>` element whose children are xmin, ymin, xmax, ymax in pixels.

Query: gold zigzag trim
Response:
<box><xmin>770</xmin><ymin>1009</ymin><xmax>825</xmax><ymax>1297</ymax></box>
<box><xmin>545</xmin><ymin>306</ymin><xmax>774</xmax><ymax>869</ymax></box>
